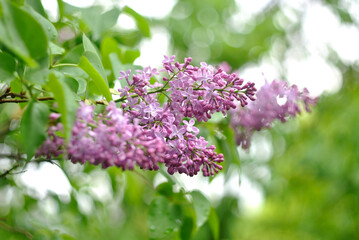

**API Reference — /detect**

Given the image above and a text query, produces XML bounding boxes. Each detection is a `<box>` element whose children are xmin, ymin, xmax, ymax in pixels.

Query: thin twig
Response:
<box><xmin>0</xmin><ymin>154</ymin><xmax>62</xmax><ymax>170</ymax></box>
<box><xmin>0</xmin><ymin>153</ymin><xmax>25</xmax><ymax>161</ymax></box>
<box><xmin>0</xmin><ymin>92</ymin><xmax>27</xmax><ymax>100</ymax></box>
<box><xmin>0</xmin><ymin>97</ymin><xmax>54</xmax><ymax>104</ymax></box>
<box><xmin>31</xmin><ymin>158</ymin><xmax>61</xmax><ymax>168</ymax></box>
<box><xmin>0</xmin><ymin>220</ymin><xmax>33</xmax><ymax>239</ymax></box>
<box><xmin>0</xmin><ymin>163</ymin><xmax>20</xmax><ymax>178</ymax></box>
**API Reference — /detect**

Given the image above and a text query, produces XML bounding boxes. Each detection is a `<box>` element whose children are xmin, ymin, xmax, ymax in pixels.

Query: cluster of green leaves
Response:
<box><xmin>0</xmin><ymin>164</ymin><xmax>221</xmax><ymax>240</ymax></box>
<box><xmin>148</xmin><ymin>182</ymin><xmax>219</xmax><ymax>240</ymax></box>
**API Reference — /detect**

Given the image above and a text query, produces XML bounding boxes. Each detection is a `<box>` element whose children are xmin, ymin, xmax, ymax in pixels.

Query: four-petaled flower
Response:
<box><xmin>183</xmin><ymin>119</ymin><xmax>199</xmax><ymax>134</ymax></box>
<box><xmin>119</xmin><ymin>69</ymin><xmax>131</xmax><ymax>85</ymax></box>
<box><xmin>144</xmin><ymin>102</ymin><xmax>161</xmax><ymax>117</ymax></box>
<box><xmin>162</xmin><ymin>55</ymin><xmax>175</xmax><ymax>64</ymax></box>
<box><xmin>169</xmin><ymin>125</ymin><xmax>186</xmax><ymax>140</ymax></box>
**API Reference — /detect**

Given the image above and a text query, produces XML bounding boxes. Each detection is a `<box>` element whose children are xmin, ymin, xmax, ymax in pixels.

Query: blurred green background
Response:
<box><xmin>1</xmin><ymin>0</ymin><xmax>359</xmax><ymax>239</ymax></box>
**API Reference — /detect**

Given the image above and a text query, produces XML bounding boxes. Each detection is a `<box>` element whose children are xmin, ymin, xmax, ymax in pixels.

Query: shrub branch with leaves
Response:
<box><xmin>0</xmin><ymin>0</ymin><xmax>317</xmax><ymax>239</ymax></box>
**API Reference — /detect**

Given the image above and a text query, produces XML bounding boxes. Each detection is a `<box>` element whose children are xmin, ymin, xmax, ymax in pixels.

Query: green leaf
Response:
<box><xmin>148</xmin><ymin>196</ymin><xmax>180</xmax><ymax>239</ymax></box>
<box><xmin>62</xmin><ymin>1</ymin><xmax>81</xmax><ymax>15</ymax></box>
<box><xmin>95</xmin><ymin>8</ymin><xmax>121</xmax><ymax>40</ymax></box>
<box><xmin>68</xmin><ymin>76</ymin><xmax>86</xmax><ymax>95</ymax></box>
<box><xmin>156</xmin><ymin>182</ymin><xmax>174</xmax><ymax>197</ymax></box>
<box><xmin>82</xmin><ymin>33</ymin><xmax>98</xmax><ymax>54</ymax></box>
<box><xmin>60</xmin><ymin>44</ymin><xmax>84</xmax><ymax>63</ymax></box>
<box><xmin>109</xmin><ymin>53</ymin><xmax>122</xmax><ymax>81</ymax></box>
<box><xmin>0</xmin><ymin>1</ymin><xmax>48</xmax><ymax>67</ymax></box>
<box><xmin>64</xmin><ymin>76</ymin><xmax>79</xmax><ymax>93</ymax></box>
<box><xmin>121</xmin><ymin>49</ymin><xmax>140</xmax><ymax>64</ymax></box>
<box><xmin>99</xmin><ymin>8</ymin><xmax>121</xmax><ymax>33</ymax></box>
<box><xmin>10</xmin><ymin>77</ymin><xmax>22</xmax><ymax>93</ymax></box>
<box><xmin>61</xmin><ymin>233</ymin><xmax>76</xmax><ymax>240</ymax></box>
<box><xmin>49</xmin><ymin>42</ymin><xmax>65</xmax><ymax>55</ymax></box>
<box><xmin>24</xmin><ymin>67</ymin><xmax>49</xmax><ymax>85</ymax></box>
<box><xmin>180</xmin><ymin>217</ymin><xmax>195</xmax><ymax>240</ymax></box>
<box><xmin>208</xmin><ymin>208</ymin><xmax>219</xmax><ymax>240</ymax></box>
<box><xmin>21</xmin><ymin>101</ymin><xmax>49</xmax><ymax>159</ymax></box>
<box><xmin>24</xmin><ymin>5</ymin><xmax>58</xmax><ymax>40</ymax></box>
<box><xmin>216</xmin><ymin>122</ymin><xmax>240</xmax><ymax>180</ymax></box>
<box><xmin>101</xmin><ymin>37</ymin><xmax>121</xmax><ymax>64</ymax></box>
<box><xmin>100</xmin><ymin>37</ymin><xmax>121</xmax><ymax>79</ymax></box>
<box><xmin>123</xmin><ymin>6</ymin><xmax>151</xmax><ymax>37</ymax></box>
<box><xmin>59</xmin><ymin>66</ymin><xmax>87</xmax><ymax>79</ymax></box>
<box><xmin>114</xmin><ymin>30</ymin><xmax>142</xmax><ymax>47</ymax></box>
<box><xmin>47</xmin><ymin>71</ymin><xmax>78</xmax><ymax>143</ymax></box>
<box><xmin>190</xmin><ymin>190</ymin><xmax>211</xmax><ymax>228</ymax></box>
<box><xmin>100</xmin><ymin>36</ymin><xmax>131</xmax><ymax>86</ymax></box>
<box><xmin>78</xmin><ymin>34</ymin><xmax>112</xmax><ymax>100</ymax></box>
<box><xmin>78</xmin><ymin>6</ymin><xmax>121</xmax><ymax>40</ymax></box>
<box><xmin>6</xmin><ymin>1</ymin><xmax>48</xmax><ymax>60</ymax></box>
<box><xmin>25</xmin><ymin>0</ymin><xmax>47</xmax><ymax>17</ymax></box>
<box><xmin>0</xmin><ymin>52</ymin><xmax>16</xmax><ymax>84</ymax></box>
<box><xmin>78</xmin><ymin>51</ymin><xmax>112</xmax><ymax>101</ymax></box>
<box><xmin>58</xmin><ymin>66</ymin><xmax>88</xmax><ymax>95</ymax></box>
<box><xmin>57</xmin><ymin>0</ymin><xmax>64</xmax><ymax>20</ymax></box>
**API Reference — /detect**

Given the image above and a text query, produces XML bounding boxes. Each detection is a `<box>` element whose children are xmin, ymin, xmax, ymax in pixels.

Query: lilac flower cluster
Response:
<box><xmin>230</xmin><ymin>80</ymin><xmax>317</xmax><ymax>149</ymax></box>
<box><xmin>37</xmin><ymin>56</ymin><xmax>257</xmax><ymax>177</ymax></box>
<box><xmin>37</xmin><ymin>102</ymin><xmax>168</xmax><ymax>171</ymax></box>
<box><xmin>164</xmin><ymin>57</ymin><xmax>256</xmax><ymax>121</ymax></box>
<box><xmin>115</xmin><ymin>56</ymin><xmax>256</xmax><ymax>176</ymax></box>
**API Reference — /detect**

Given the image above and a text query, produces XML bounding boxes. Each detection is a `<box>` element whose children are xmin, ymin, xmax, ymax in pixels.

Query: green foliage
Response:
<box><xmin>79</xmin><ymin>34</ymin><xmax>112</xmax><ymax>101</ymax></box>
<box><xmin>123</xmin><ymin>6</ymin><xmax>151</xmax><ymax>38</ymax></box>
<box><xmin>81</xmin><ymin>7</ymin><xmax>121</xmax><ymax>41</ymax></box>
<box><xmin>164</xmin><ymin>0</ymin><xmax>284</xmax><ymax>68</ymax></box>
<box><xmin>47</xmin><ymin>72</ymin><xmax>78</xmax><ymax>142</ymax></box>
<box><xmin>20</xmin><ymin>101</ymin><xmax>49</xmax><ymax>159</ymax></box>
<box><xmin>190</xmin><ymin>191</ymin><xmax>210</xmax><ymax>228</ymax></box>
<box><xmin>148</xmin><ymin>196</ymin><xmax>181</xmax><ymax>239</ymax></box>
<box><xmin>25</xmin><ymin>5</ymin><xmax>58</xmax><ymax>41</ymax></box>
<box><xmin>0</xmin><ymin>52</ymin><xmax>16</xmax><ymax>83</ymax></box>
<box><xmin>0</xmin><ymin>0</ymin><xmax>48</xmax><ymax>67</ymax></box>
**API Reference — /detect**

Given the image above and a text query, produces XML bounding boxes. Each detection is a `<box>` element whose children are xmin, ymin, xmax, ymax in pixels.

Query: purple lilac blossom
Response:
<box><xmin>230</xmin><ymin>80</ymin><xmax>317</xmax><ymax>149</ymax></box>
<box><xmin>38</xmin><ymin>102</ymin><xmax>168</xmax><ymax>171</ymax></box>
<box><xmin>37</xmin><ymin>55</ymin><xmax>258</xmax><ymax>177</ymax></box>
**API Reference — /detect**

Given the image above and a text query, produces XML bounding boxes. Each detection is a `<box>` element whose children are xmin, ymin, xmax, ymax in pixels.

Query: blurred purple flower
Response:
<box><xmin>230</xmin><ymin>80</ymin><xmax>318</xmax><ymax>149</ymax></box>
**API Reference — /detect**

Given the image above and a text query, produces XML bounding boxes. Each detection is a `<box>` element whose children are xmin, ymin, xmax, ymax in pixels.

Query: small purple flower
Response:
<box><xmin>143</xmin><ymin>66</ymin><xmax>159</xmax><ymax>76</ymax></box>
<box><xmin>77</xmin><ymin>102</ymin><xmax>94</xmax><ymax>122</ymax></box>
<box><xmin>119</xmin><ymin>69</ymin><xmax>131</xmax><ymax>80</ymax></box>
<box><xmin>144</xmin><ymin>102</ymin><xmax>161</xmax><ymax>117</ymax></box>
<box><xmin>183</xmin><ymin>119</ymin><xmax>199</xmax><ymax>134</ymax></box>
<box><xmin>49</xmin><ymin>113</ymin><xmax>61</xmax><ymax>121</ymax></box>
<box><xmin>107</xmin><ymin>102</ymin><xmax>125</xmax><ymax>123</ymax></box>
<box><xmin>162</xmin><ymin>55</ymin><xmax>175</xmax><ymax>64</ymax></box>
<box><xmin>169</xmin><ymin>125</ymin><xmax>186</xmax><ymax>140</ymax></box>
